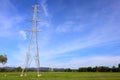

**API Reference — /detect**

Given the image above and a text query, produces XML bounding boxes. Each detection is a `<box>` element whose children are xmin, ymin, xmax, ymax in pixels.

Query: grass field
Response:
<box><xmin>0</xmin><ymin>72</ymin><xmax>120</xmax><ymax>80</ymax></box>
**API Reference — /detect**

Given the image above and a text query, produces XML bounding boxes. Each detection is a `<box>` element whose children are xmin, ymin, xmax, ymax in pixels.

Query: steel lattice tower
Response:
<box><xmin>21</xmin><ymin>4</ymin><xmax>42</xmax><ymax>77</ymax></box>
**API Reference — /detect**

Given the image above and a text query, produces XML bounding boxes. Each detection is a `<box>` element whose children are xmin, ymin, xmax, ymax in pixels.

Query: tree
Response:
<box><xmin>16</xmin><ymin>66</ymin><xmax>22</xmax><ymax>72</ymax></box>
<box><xmin>118</xmin><ymin>64</ymin><xmax>120</xmax><ymax>72</ymax></box>
<box><xmin>118</xmin><ymin>64</ymin><xmax>120</xmax><ymax>68</ymax></box>
<box><xmin>78</xmin><ymin>67</ymin><xmax>87</xmax><ymax>72</ymax></box>
<box><xmin>97</xmin><ymin>66</ymin><xmax>110</xmax><ymax>72</ymax></box>
<box><xmin>87</xmin><ymin>67</ymin><xmax>93</xmax><ymax>72</ymax></box>
<box><xmin>112</xmin><ymin>66</ymin><xmax>118</xmax><ymax>72</ymax></box>
<box><xmin>65</xmin><ymin>68</ymin><xmax>72</xmax><ymax>72</ymax></box>
<box><xmin>0</xmin><ymin>55</ymin><xmax>7</xmax><ymax>65</ymax></box>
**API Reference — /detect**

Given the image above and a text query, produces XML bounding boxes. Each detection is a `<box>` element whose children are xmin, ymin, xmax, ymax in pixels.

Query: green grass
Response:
<box><xmin>0</xmin><ymin>72</ymin><xmax>120</xmax><ymax>80</ymax></box>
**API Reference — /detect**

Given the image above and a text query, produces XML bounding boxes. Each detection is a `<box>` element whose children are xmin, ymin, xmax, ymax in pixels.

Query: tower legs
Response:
<box><xmin>20</xmin><ymin>53</ymin><xmax>41</xmax><ymax>77</ymax></box>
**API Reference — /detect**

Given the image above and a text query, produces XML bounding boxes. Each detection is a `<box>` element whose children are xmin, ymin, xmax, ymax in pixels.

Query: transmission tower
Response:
<box><xmin>21</xmin><ymin>4</ymin><xmax>42</xmax><ymax>77</ymax></box>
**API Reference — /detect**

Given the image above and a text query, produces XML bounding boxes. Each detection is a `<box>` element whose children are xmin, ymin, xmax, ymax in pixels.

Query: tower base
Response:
<box><xmin>37</xmin><ymin>74</ymin><xmax>42</xmax><ymax>77</ymax></box>
<box><xmin>20</xmin><ymin>73</ymin><xmax>42</xmax><ymax>77</ymax></box>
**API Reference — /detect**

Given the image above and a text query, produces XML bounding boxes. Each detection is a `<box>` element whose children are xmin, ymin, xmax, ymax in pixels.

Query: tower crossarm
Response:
<box><xmin>28</xmin><ymin>20</ymin><xmax>42</xmax><ymax>22</ymax></box>
<box><xmin>24</xmin><ymin>29</ymin><xmax>42</xmax><ymax>32</ymax></box>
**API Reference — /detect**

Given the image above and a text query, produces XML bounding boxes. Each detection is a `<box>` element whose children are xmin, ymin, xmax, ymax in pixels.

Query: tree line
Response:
<box><xmin>0</xmin><ymin>54</ymin><xmax>120</xmax><ymax>72</ymax></box>
<box><xmin>77</xmin><ymin>64</ymin><xmax>120</xmax><ymax>72</ymax></box>
<box><xmin>0</xmin><ymin>55</ymin><xmax>7</xmax><ymax>65</ymax></box>
<box><xmin>0</xmin><ymin>64</ymin><xmax>120</xmax><ymax>72</ymax></box>
<box><xmin>53</xmin><ymin>64</ymin><xmax>120</xmax><ymax>72</ymax></box>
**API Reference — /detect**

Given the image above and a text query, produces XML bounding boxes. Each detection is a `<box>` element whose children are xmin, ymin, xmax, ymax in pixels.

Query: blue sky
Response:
<box><xmin>0</xmin><ymin>0</ymin><xmax>120</xmax><ymax>69</ymax></box>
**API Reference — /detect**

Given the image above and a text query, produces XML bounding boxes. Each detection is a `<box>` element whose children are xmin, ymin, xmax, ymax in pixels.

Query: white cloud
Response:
<box><xmin>41</xmin><ymin>26</ymin><xmax>120</xmax><ymax>57</ymax></box>
<box><xmin>8</xmin><ymin>44</ymin><xmax>28</xmax><ymax>67</ymax></box>
<box><xmin>45</xmin><ymin>56</ymin><xmax>120</xmax><ymax>69</ymax></box>
<box><xmin>56</xmin><ymin>21</ymin><xmax>84</xmax><ymax>33</ymax></box>
<box><xmin>38</xmin><ymin>0</ymin><xmax>52</xmax><ymax>28</ymax></box>
<box><xmin>0</xmin><ymin>0</ymin><xmax>26</xmax><ymax>67</ymax></box>
<box><xmin>56</xmin><ymin>23</ymin><xmax>71</xmax><ymax>33</ymax></box>
<box><xmin>40</xmin><ymin>0</ymin><xmax>49</xmax><ymax>17</ymax></box>
<box><xmin>19</xmin><ymin>30</ymin><xmax>27</xmax><ymax>40</ymax></box>
<box><xmin>50</xmin><ymin>0</ymin><xmax>120</xmax><ymax>56</ymax></box>
<box><xmin>0</xmin><ymin>0</ymin><xmax>23</xmax><ymax>37</ymax></box>
<box><xmin>71</xmin><ymin>56</ymin><xmax>120</xmax><ymax>68</ymax></box>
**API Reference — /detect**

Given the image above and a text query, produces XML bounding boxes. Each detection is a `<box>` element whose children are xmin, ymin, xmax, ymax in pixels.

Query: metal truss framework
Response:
<box><xmin>21</xmin><ymin>4</ymin><xmax>42</xmax><ymax>77</ymax></box>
